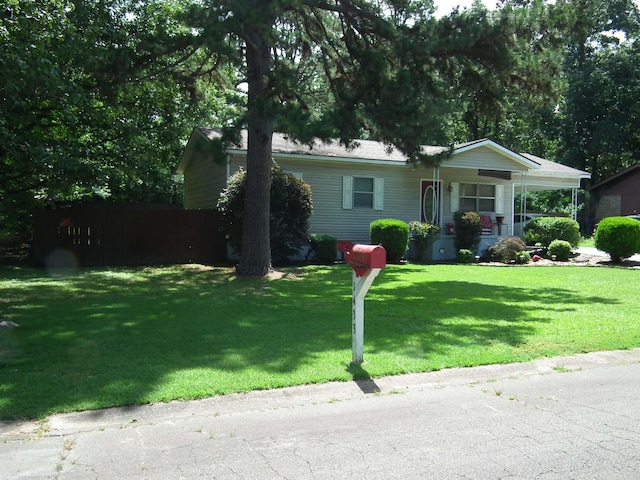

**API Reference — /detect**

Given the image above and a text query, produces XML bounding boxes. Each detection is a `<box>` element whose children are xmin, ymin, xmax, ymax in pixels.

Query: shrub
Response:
<box><xmin>217</xmin><ymin>162</ymin><xmax>313</xmax><ymax>265</ymax></box>
<box><xmin>408</xmin><ymin>221</ymin><xmax>441</xmax><ymax>260</ymax></box>
<box><xmin>515</xmin><ymin>251</ymin><xmax>531</xmax><ymax>264</ymax></box>
<box><xmin>548</xmin><ymin>239</ymin><xmax>572</xmax><ymax>261</ymax></box>
<box><xmin>594</xmin><ymin>216</ymin><xmax>640</xmax><ymax>263</ymax></box>
<box><xmin>488</xmin><ymin>237</ymin><xmax>526</xmax><ymax>263</ymax></box>
<box><xmin>453</xmin><ymin>211</ymin><xmax>482</xmax><ymax>253</ymax></box>
<box><xmin>457</xmin><ymin>249</ymin><xmax>474</xmax><ymax>263</ymax></box>
<box><xmin>524</xmin><ymin>217</ymin><xmax>580</xmax><ymax>247</ymax></box>
<box><xmin>370</xmin><ymin>219</ymin><xmax>409</xmax><ymax>263</ymax></box>
<box><xmin>309</xmin><ymin>234</ymin><xmax>338</xmax><ymax>264</ymax></box>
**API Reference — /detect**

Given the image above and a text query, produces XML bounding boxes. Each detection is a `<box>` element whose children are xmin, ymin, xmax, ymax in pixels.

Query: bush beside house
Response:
<box><xmin>309</xmin><ymin>234</ymin><xmax>338</xmax><ymax>264</ymax></box>
<box><xmin>488</xmin><ymin>237</ymin><xmax>528</xmax><ymax>263</ymax></box>
<box><xmin>548</xmin><ymin>239</ymin><xmax>572</xmax><ymax>261</ymax></box>
<box><xmin>370</xmin><ymin>219</ymin><xmax>409</xmax><ymax>263</ymax></box>
<box><xmin>453</xmin><ymin>211</ymin><xmax>482</xmax><ymax>253</ymax></box>
<box><xmin>524</xmin><ymin>217</ymin><xmax>580</xmax><ymax>247</ymax></box>
<box><xmin>217</xmin><ymin>162</ymin><xmax>313</xmax><ymax>265</ymax></box>
<box><xmin>408</xmin><ymin>221</ymin><xmax>440</xmax><ymax>261</ymax></box>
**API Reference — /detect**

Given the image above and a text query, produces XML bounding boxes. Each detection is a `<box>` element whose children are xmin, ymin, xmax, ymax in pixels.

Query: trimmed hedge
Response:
<box><xmin>408</xmin><ymin>221</ymin><xmax>440</xmax><ymax>260</ymax></box>
<box><xmin>594</xmin><ymin>216</ymin><xmax>640</xmax><ymax>263</ymax></box>
<box><xmin>453</xmin><ymin>211</ymin><xmax>482</xmax><ymax>253</ymax></box>
<box><xmin>309</xmin><ymin>234</ymin><xmax>338</xmax><ymax>264</ymax></box>
<box><xmin>524</xmin><ymin>217</ymin><xmax>580</xmax><ymax>247</ymax></box>
<box><xmin>548</xmin><ymin>239</ymin><xmax>572</xmax><ymax>261</ymax></box>
<box><xmin>370</xmin><ymin>219</ymin><xmax>409</xmax><ymax>263</ymax></box>
<box><xmin>457</xmin><ymin>249</ymin><xmax>474</xmax><ymax>263</ymax></box>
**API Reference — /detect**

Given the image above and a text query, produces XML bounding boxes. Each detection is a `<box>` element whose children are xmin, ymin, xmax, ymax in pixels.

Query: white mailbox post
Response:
<box><xmin>346</xmin><ymin>244</ymin><xmax>387</xmax><ymax>364</ymax></box>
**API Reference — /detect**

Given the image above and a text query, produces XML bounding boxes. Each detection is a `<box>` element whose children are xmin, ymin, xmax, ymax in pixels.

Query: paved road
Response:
<box><xmin>2</xmin><ymin>349</ymin><xmax>640</xmax><ymax>479</ymax></box>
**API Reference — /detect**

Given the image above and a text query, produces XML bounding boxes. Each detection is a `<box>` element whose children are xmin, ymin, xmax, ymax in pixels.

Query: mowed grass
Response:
<box><xmin>1</xmin><ymin>263</ymin><xmax>639</xmax><ymax>420</ymax></box>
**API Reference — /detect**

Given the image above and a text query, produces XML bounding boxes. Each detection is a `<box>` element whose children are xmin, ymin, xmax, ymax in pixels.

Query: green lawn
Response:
<box><xmin>1</xmin><ymin>263</ymin><xmax>639</xmax><ymax>420</ymax></box>
<box><xmin>579</xmin><ymin>236</ymin><xmax>595</xmax><ymax>247</ymax></box>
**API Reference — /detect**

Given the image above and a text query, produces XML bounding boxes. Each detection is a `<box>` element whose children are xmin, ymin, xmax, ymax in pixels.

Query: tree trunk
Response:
<box><xmin>236</xmin><ymin>5</ymin><xmax>274</xmax><ymax>276</ymax></box>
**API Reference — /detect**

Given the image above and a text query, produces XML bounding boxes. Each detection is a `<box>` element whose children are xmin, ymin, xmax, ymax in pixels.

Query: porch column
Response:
<box><xmin>571</xmin><ymin>188</ymin><xmax>578</xmax><ymax>220</ymax></box>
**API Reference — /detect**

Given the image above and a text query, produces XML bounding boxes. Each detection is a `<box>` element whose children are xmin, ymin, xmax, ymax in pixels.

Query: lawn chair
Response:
<box><xmin>479</xmin><ymin>214</ymin><xmax>498</xmax><ymax>235</ymax></box>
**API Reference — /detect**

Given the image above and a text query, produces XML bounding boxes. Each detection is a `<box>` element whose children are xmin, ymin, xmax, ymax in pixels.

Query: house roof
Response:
<box><xmin>520</xmin><ymin>153</ymin><xmax>590</xmax><ymax>179</ymax></box>
<box><xmin>193</xmin><ymin>127</ymin><xmax>448</xmax><ymax>164</ymax></box>
<box><xmin>588</xmin><ymin>163</ymin><xmax>640</xmax><ymax>191</ymax></box>
<box><xmin>177</xmin><ymin>127</ymin><xmax>590</xmax><ymax>184</ymax></box>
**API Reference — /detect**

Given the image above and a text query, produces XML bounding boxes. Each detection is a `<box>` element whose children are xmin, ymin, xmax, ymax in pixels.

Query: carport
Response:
<box><xmin>512</xmin><ymin>153</ymin><xmax>591</xmax><ymax>235</ymax></box>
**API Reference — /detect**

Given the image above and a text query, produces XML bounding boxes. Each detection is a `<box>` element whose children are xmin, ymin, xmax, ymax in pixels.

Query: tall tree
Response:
<box><xmin>194</xmin><ymin>0</ymin><xmax>520</xmax><ymax>275</ymax></box>
<box><xmin>0</xmin><ymin>0</ymin><xmax>238</xmax><ymax>236</ymax></box>
<box><xmin>556</xmin><ymin>0</ymin><xmax>640</xmax><ymax>181</ymax></box>
<box><xmin>447</xmin><ymin>0</ymin><xmax>565</xmax><ymax>156</ymax></box>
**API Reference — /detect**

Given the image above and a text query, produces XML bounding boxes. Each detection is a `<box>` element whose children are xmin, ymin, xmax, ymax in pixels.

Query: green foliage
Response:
<box><xmin>309</xmin><ymin>234</ymin><xmax>338</xmax><ymax>264</ymax></box>
<box><xmin>515</xmin><ymin>190</ymin><xmax>582</xmax><ymax>216</ymax></box>
<box><xmin>1</xmin><ymin>0</ymin><xmax>241</xmax><ymax>239</ymax></box>
<box><xmin>214</xmin><ymin>1</ymin><xmax>526</xmax><ymax>275</ymax></box>
<box><xmin>524</xmin><ymin>217</ymin><xmax>580</xmax><ymax>247</ymax></box>
<box><xmin>559</xmin><ymin>1</ymin><xmax>640</xmax><ymax>182</ymax></box>
<box><xmin>515</xmin><ymin>251</ymin><xmax>531</xmax><ymax>264</ymax></box>
<box><xmin>453</xmin><ymin>211</ymin><xmax>482</xmax><ymax>252</ymax></box>
<box><xmin>369</xmin><ymin>219</ymin><xmax>409</xmax><ymax>263</ymax></box>
<box><xmin>217</xmin><ymin>162</ymin><xmax>313</xmax><ymax>265</ymax></box>
<box><xmin>408</xmin><ymin>221</ymin><xmax>441</xmax><ymax>260</ymax></box>
<box><xmin>457</xmin><ymin>249</ymin><xmax>474</xmax><ymax>263</ymax></box>
<box><xmin>594</xmin><ymin>217</ymin><xmax>640</xmax><ymax>263</ymax></box>
<box><xmin>548</xmin><ymin>240</ymin><xmax>572</xmax><ymax>262</ymax></box>
<box><xmin>489</xmin><ymin>237</ymin><xmax>526</xmax><ymax>263</ymax></box>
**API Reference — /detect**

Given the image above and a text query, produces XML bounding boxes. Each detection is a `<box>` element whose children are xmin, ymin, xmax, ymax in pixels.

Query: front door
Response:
<box><xmin>421</xmin><ymin>180</ymin><xmax>440</xmax><ymax>224</ymax></box>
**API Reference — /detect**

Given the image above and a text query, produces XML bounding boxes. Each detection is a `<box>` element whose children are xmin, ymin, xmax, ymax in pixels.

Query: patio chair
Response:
<box><xmin>479</xmin><ymin>214</ymin><xmax>498</xmax><ymax>235</ymax></box>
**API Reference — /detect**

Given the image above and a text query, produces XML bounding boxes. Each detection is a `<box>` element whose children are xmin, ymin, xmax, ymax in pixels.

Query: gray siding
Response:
<box><xmin>448</xmin><ymin>146</ymin><xmax>529</xmax><ymax>172</ymax></box>
<box><xmin>273</xmin><ymin>159</ymin><xmax>424</xmax><ymax>243</ymax></box>
<box><xmin>183</xmin><ymin>151</ymin><xmax>227</xmax><ymax>209</ymax></box>
<box><xmin>184</xmin><ymin>149</ymin><xmax>514</xmax><ymax>244</ymax></box>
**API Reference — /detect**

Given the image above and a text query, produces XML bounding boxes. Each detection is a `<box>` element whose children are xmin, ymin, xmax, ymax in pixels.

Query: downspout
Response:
<box><xmin>520</xmin><ymin>172</ymin><xmax>528</xmax><ymax>218</ymax></box>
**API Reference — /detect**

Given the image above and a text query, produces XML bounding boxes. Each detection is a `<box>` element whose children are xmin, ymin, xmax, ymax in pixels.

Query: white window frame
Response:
<box><xmin>450</xmin><ymin>182</ymin><xmax>503</xmax><ymax>213</ymax></box>
<box><xmin>343</xmin><ymin>176</ymin><xmax>384</xmax><ymax>210</ymax></box>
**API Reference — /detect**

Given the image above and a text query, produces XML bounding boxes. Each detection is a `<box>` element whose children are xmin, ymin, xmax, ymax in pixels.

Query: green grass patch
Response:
<box><xmin>1</xmin><ymin>263</ymin><xmax>639</xmax><ymax>419</ymax></box>
<box><xmin>579</xmin><ymin>236</ymin><xmax>595</xmax><ymax>247</ymax></box>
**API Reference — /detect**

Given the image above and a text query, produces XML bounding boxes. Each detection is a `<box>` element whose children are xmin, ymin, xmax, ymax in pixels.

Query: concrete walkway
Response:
<box><xmin>576</xmin><ymin>246</ymin><xmax>640</xmax><ymax>262</ymax></box>
<box><xmin>2</xmin><ymin>349</ymin><xmax>640</xmax><ymax>479</ymax></box>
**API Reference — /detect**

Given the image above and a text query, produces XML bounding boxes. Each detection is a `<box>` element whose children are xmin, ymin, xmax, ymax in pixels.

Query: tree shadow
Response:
<box><xmin>0</xmin><ymin>263</ymin><xmax>626</xmax><ymax>419</ymax></box>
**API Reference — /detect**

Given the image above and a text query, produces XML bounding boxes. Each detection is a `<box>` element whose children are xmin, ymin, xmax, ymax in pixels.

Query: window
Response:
<box><xmin>451</xmin><ymin>182</ymin><xmax>504</xmax><ymax>214</ymax></box>
<box><xmin>353</xmin><ymin>177</ymin><xmax>374</xmax><ymax>208</ymax></box>
<box><xmin>342</xmin><ymin>176</ymin><xmax>384</xmax><ymax>210</ymax></box>
<box><xmin>460</xmin><ymin>183</ymin><xmax>495</xmax><ymax>211</ymax></box>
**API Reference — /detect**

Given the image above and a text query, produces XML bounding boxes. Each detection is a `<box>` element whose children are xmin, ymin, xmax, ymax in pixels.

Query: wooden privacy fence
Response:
<box><xmin>33</xmin><ymin>204</ymin><xmax>226</xmax><ymax>268</ymax></box>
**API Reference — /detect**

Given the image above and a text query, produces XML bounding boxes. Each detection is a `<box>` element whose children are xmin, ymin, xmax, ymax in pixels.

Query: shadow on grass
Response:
<box><xmin>0</xmin><ymin>263</ymin><xmax>626</xmax><ymax>419</ymax></box>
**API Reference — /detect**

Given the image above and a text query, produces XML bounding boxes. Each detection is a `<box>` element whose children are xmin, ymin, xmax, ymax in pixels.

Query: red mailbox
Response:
<box><xmin>346</xmin><ymin>244</ymin><xmax>386</xmax><ymax>277</ymax></box>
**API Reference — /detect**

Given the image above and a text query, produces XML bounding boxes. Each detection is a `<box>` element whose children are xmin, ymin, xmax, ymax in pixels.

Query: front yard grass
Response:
<box><xmin>1</xmin><ymin>263</ymin><xmax>639</xmax><ymax>420</ymax></box>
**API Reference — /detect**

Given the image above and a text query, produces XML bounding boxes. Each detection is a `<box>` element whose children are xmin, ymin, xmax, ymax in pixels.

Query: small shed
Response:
<box><xmin>589</xmin><ymin>164</ymin><xmax>640</xmax><ymax>222</ymax></box>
